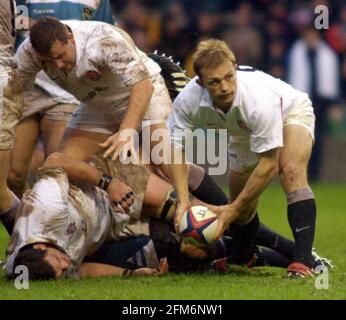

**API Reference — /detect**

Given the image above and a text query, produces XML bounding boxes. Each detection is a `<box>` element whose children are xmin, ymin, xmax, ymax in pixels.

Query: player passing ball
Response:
<box><xmin>168</xmin><ymin>38</ymin><xmax>322</xmax><ymax>277</ymax></box>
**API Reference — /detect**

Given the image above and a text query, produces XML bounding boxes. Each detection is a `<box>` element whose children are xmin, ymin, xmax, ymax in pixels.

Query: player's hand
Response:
<box><xmin>99</xmin><ymin>130</ymin><xmax>137</xmax><ymax>161</ymax></box>
<box><xmin>107</xmin><ymin>179</ymin><xmax>135</xmax><ymax>211</ymax></box>
<box><xmin>214</xmin><ymin>205</ymin><xmax>239</xmax><ymax>240</ymax></box>
<box><xmin>133</xmin><ymin>258</ymin><xmax>169</xmax><ymax>276</ymax></box>
<box><xmin>174</xmin><ymin>200</ymin><xmax>190</xmax><ymax>234</ymax></box>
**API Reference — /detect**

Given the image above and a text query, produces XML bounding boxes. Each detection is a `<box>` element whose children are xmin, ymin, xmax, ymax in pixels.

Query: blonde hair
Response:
<box><xmin>193</xmin><ymin>39</ymin><xmax>236</xmax><ymax>79</ymax></box>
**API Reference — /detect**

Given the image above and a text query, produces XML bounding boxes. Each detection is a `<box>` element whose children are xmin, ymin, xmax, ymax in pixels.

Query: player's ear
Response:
<box><xmin>67</xmin><ymin>32</ymin><xmax>74</xmax><ymax>43</ymax></box>
<box><xmin>196</xmin><ymin>78</ymin><xmax>203</xmax><ymax>87</ymax></box>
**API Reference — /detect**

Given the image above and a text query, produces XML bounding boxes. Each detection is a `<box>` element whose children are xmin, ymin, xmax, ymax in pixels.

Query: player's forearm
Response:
<box><xmin>78</xmin><ymin>262</ymin><xmax>162</xmax><ymax>278</ymax></box>
<box><xmin>232</xmin><ymin>157</ymin><xmax>278</xmax><ymax>213</ymax></box>
<box><xmin>119</xmin><ymin>79</ymin><xmax>154</xmax><ymax>131</ymax></box>
<box><xmin>78</xmin><ymin>262</ymin><xmax>126</xmax><ymax>278</ymax></box>
<box><xmin>44</xmin><ymin>153</ymin><xmax>101</xmax><ymax>186</ymax></box>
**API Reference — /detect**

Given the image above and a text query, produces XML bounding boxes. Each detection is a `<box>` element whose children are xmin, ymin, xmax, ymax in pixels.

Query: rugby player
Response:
<box><xmin>5</xmin><ymin>155</ymin><xmax>179</xmax><ymax>280</ymax></box>
<box><xmin>168</xmin><ymin>39</ymin><xmax>321</xmax><ymax>277</ymax></box>
<box><xmin>9</xmin><ymin>0</ymin><xmax>115</xmax><ymax>197</ymax></box>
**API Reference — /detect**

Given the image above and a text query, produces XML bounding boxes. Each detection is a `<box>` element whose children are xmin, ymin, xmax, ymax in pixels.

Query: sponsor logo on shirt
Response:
<box><xmin>82</xmin><ymin>91</ymin><xmax>97</xmax><ymax>101</ymax></box>
<box><xmin>81</xmin><ymin>87</ymin><xmax>108</xmax><ymax>102</ymax></box>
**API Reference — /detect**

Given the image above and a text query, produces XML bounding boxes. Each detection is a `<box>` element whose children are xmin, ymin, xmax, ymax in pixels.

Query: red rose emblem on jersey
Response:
<box><xmin>67</xmin><ymin>223</ymin><xmax>77</xmax><ymax>236</ymax></box>
<box><xmin>237</xmin><ymin>120</ymin><xmax>250</xmax><ymax>131</ymax></box>
<box><xmin>85</xmin><ymin>71</ymin><xmax>101</xmax><ymax>81</ymax></box>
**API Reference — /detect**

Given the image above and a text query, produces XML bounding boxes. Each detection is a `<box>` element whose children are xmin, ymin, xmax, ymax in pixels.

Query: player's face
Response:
<box><xmin>199</xmin><ymin>60</ymin><xmax>237</xmax><ymax>111</ymax></box>
<box><xmin>40</xmin><ymin>33</ymin><xmax>76</xmax><ymax>73</ymax></box>
<box><xmin>43</xmin><ymin>246</ymin><xmax>71</xmax><ymax>278</ymax></box>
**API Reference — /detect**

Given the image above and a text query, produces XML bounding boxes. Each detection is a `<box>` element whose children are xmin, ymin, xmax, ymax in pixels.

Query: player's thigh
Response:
<box><xmin>228</xmin><ymin>169</ymin><xmax>259</xmax><ymax>218</ymax></box>
<box><xmin>279</xmin><ymin>125</ymin><xmax>313</xmax><ymax>192</ymax></box>
<box><xmin>0</xmin><ymin>149</ymin><xmax>11</xmax><ymax>188</ymax></box>
<box><xmin>9</xmin><ymin>115</ymin><xmax>40</xmax><ymax>178</ymax></box>
<box><xmin>143</xmin><ymin>172</ymin><xmax>173</xmax><ymax>208</ymax></box>
<box><xmin>60</xmin><ymin>128</ymin><xmax>110</xmax><ymax>160</ymax></box>
<box><xmin>0</xmin><ymin>149</ymin><xmax>14</xmax><ymax>210</ymax></box>
<box><xmin>41</xmin><ymin>118</ymin><xmax>69</xmax><ymax>157</ymax></box>
<box><xmin>227</xmin><ymin>142</ymin><xmax>259</xmax><ymax>201</ymax></box>
<box><xmin>40</xmin><ymin>103</ymin><xmax>76</xmax><ymax>157</ymax></box>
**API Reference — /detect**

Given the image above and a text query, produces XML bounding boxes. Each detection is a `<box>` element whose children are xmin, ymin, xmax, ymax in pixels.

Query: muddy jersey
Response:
<box><xmin>0</xmin><ymin>0</ymin><xmax>16</xmax><ymax>69</ymax></box>
<box><xmin>15</xmin><ymin>20</ymin><xmax>161</xmax><ymax>110</ymax></box>
<box><xmin>5</xmin><ymin>167</ymin><xmax>113</xmax><ymax>276</ymax></box>
<box><xmin>15</xmin><ymin>0</ymin><xmax>115</xmax><ymax>105</ymax></box>
<box><xmin>5</xmin><ymin>161</ymin><xmax>151</xmax><ymax>277</ymax></box>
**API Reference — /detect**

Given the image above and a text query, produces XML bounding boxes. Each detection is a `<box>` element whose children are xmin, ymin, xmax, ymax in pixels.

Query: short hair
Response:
<box><xmin>29</xmin><ymin>17</ymin><xmax>69</xmax><ymax>56</ymax></box>
<box><xmin>12</xmin><ymin>245</ymin><xmax>56</xmax><ymax>281</ymax></box>
<box><xmin>193</xmin><ymin>39</ymin><xmax>236</xmax><ymax>79</ymax></box>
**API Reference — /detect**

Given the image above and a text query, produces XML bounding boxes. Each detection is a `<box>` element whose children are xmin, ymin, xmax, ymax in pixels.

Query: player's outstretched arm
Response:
<box><xmin>78</xmin><ymin>258</ymin><xmax>168</xmax><ymax>278</ymax></box>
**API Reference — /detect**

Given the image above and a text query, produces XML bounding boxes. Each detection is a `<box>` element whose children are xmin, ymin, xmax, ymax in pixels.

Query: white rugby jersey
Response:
<box><xmin>0</xmin><ymin>0</ymin><xmax>16</xmax><ymax>69</ymax></box>
<box><xmin>168</xmin><ymin>67</ymin><xmax>311</xmax><ymax>154</ymax></box>
<box><xmin>5</xmin><ymin>167</ymin><xmax>113</xmax><ymax>277</ymax></box>
<box><xmin>16</xmin><ymin>0</ymin><xmax>115</xmax><ymax>105</ymax></box>
<box><xmin>15</xmin><ymin>20</ymin><xmax>161</xmax><ymax>109</ymax></box>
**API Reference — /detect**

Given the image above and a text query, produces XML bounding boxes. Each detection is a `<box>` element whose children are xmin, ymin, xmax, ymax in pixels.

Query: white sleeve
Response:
<box><xmin>249</xmin><ymin>98</ymin><xmax>283</xmax><ymax>153</ymax></box>
<box><xmin>167</xmin><ymin>94</ymin><xmax>195</xmax><ymax>150</ymax></box>
<box><xmin>34</xmin><ymin>167</ymin><xmax>70</xmax><ymax>209</ymax></box>
<box><xmin>15</xmin><ymin>39</ymin><xmax>42</xmax><ymax>90</ymax></box>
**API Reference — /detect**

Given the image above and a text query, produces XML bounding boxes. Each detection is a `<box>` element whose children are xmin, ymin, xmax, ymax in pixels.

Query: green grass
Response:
<box><xmin>0</xmin><ymin>183</ymin><xmax>345</xmax><ymax>300</ymax></box>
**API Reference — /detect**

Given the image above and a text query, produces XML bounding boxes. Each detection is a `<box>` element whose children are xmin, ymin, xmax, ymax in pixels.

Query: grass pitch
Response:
<box><xmin>0</xmin><ymin>183</ymin><xmax>345</xmax><ymax>300</ymax></box>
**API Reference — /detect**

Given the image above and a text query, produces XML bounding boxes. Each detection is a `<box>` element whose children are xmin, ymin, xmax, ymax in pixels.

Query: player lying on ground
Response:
<box><xmin>5</xmin><ymin>162</ymin><xmax>171</xmax><ymax>280</ymax></box>
<box><xmin>5</xmin><ymin>152</ymin><xmax>223</xmax><ymax>280</ymax></box>
<box><xmin>92</xmin><ymin>218</ymin><xmax>330</xmax><ymax>274</ymax></box>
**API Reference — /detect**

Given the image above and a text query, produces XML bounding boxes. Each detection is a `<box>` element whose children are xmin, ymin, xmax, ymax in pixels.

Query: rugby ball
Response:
<box><xmin>178</xmin><ymin>206</ymin><xmax>218</xmax><ymax>246</ymax></box>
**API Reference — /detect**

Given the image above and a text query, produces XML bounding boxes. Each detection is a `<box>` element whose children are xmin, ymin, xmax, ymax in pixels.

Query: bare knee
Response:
<box><xmin>279</xmin><ymin>161</ymin><xmax>308</xmax><ymax>192</ymax></box>
<box><xmin>45</xmin><ymin>152</ymin><xmax>64</xmax><ymax>166</ymax></box>
<box><xmin>46</xmin><ymin>152</ymin><xmax>64</xmax><ymax>162</ymax></box>
<box><xmin>7</xmin><ymin>168</ymin><xmax>27</xmax><ymax>198</ymax></box>
<box><xmin>187</xmin><ymin>163</ymin><xmax>205</xmax><ymax>191</ymax></box>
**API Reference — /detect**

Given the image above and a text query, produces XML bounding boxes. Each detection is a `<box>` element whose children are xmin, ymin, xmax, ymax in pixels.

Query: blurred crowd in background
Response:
<box><xmin>110</xmin><ymin>0</ymin><xmax>346</xmax><ymax>138</ymax></box>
